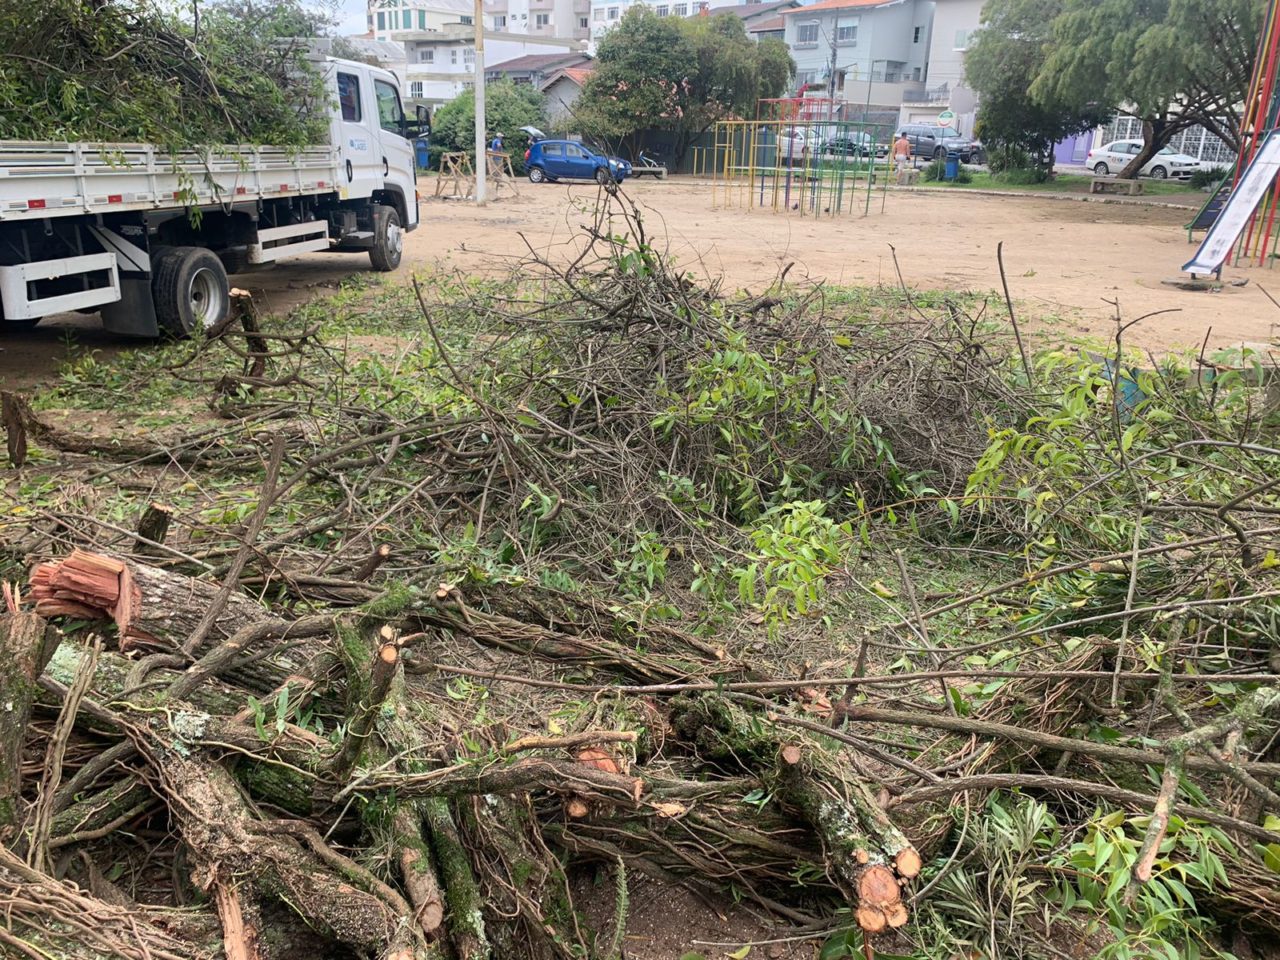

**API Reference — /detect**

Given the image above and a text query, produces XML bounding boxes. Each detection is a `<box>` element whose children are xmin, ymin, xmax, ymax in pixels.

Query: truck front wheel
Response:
<box><xmin>152</xmin><ymin>247</ymin><xmax>230</xmax><ymax>338</ymax></box>
<box><xmin>370</xmin><ymin>206</ymin><xmax>403</xmax><ymax>272</ymax></box>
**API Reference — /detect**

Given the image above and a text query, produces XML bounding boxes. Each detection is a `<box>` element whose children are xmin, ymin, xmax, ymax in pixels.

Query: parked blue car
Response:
<box><xmin>524</xmin><ymin>139</ymin><xmax>631</xmax><ymax>184</ymax></box>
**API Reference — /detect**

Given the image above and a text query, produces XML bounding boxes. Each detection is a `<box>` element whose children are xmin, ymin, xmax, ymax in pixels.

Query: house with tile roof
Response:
<box><xmin>485</xmin><ymin>51</ymin><xmax>593</xmax><ymax>86</ymax></box>
<box><xmin>540</xmin><ymin>63</ymin><xmax>598</xmax><ymax>123</ymax></box>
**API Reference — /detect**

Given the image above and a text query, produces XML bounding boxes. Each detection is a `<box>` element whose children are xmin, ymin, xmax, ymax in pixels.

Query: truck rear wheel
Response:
<box><xmin>152</xmin><ymin>246</ymin><xmax>230</xmax><ymax>337</ymax></box>
<box><xmin>369</xmin><ymin>206</ymin><xmax>403</xmax><ymax>272</ymax></box>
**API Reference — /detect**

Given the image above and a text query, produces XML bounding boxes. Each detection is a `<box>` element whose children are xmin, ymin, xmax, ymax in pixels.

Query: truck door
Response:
<box><xmin>372</xmin><ymin>75</ymin><xmax>419</xmax><ymax>228</ymax></box>
<box><xmin>336</xmin><ymin>68</ymin><xmax>382</xmax><ymax>198</ymax></box>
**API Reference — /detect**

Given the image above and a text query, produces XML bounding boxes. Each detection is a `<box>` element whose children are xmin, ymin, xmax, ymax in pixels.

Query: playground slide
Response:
<box><xmin>1183</xmin><ymin>130</ymin><xmax>1280</xmax><ymax>274</ymax></box>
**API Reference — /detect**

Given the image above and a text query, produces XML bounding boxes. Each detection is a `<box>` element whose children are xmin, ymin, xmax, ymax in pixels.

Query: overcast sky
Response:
<box><xmin>331</xmin><ymin>0</ymin><xmax>367</xmax><ymax>36</ymax></box>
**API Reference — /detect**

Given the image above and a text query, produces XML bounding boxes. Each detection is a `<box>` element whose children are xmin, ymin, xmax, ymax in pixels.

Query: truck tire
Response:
<box><xmin>369</xmin><ymin>206</ymin><xmax>403</xmax><ymax>272</ymax></box>
<box><xmin>152</xmin><ymin>246</ymin><xmax>230</xmax><ymax>338</ymax></box>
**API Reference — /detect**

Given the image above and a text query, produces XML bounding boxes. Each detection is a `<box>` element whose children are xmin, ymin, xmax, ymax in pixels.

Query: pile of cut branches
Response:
<box><xmin>0</xmin><ymin>0</ymin><xmax>330</xmax><ymax>149</ymax></box>
<box><xmin>2</xmin><ymin>189</ymin><xmax>1279</xmax><ymax>959</ymax></box>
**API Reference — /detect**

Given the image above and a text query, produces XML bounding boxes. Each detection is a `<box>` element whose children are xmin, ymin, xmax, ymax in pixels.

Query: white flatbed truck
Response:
<box><xmin>0</xmin><ymin>56</ymin><xmax>422</xmax><ymax>337</ymax></box>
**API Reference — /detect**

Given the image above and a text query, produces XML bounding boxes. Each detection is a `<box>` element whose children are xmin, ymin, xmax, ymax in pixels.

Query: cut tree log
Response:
<box><xmin>30</xmin><ymin>550</ymin><xmax>269</xmax><ymax>652</ymax></box>
<box><xmin>0</xmin><ymin>610</ymin><xmax>59</xmax><ymax>835</ymax></box>
<box><xmin>667</xmin><ymin>693</ymin><xmax>919</xmax><ymax>933</ymax></box>
<box><xmin>135</xmin><ymin>502</ymin><xmax>175</xmax><ymax>557</ymax></box>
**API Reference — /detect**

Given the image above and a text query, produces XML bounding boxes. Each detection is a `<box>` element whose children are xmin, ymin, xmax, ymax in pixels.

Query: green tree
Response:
<box><xmin>966</xmin><ymin>0</ymin><xmax>1111</xmax><ymax>170</ymax></box>
<box><xmin>577</xmin><ymin>8</ymin><xmax>793</xmax><ymax>163</ymax></box>
<box><xmin>430</xmin><ymin>80</ymin><xmax>547</xmax><ymax>174</ymax></box>
<box><xmin>1030</xmin><ymin>0</ymin><xmax>1261</xmax><ymax>177</ymax></box>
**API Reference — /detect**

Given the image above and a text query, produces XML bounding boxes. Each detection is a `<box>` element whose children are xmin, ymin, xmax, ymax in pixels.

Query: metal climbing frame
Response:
<box><xmin>709</xmin><ymin>117</ymin><xmax>892</xmax><ymax>218</ymax></box>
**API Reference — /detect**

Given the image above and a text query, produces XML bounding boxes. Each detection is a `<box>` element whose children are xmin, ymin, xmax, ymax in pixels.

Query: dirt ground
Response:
<box><xmin>2</xmin><ymin>179</ymin><xmax>1277</xmax><ymax>391</ymax></box>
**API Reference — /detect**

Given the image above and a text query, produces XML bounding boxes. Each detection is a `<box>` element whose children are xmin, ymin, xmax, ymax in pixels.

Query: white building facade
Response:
<box><xmin>370</xmin><ymin>0</ymin><xmax>587</xmax><ymax>106</ymax></box>
<box><xmin>898</xmin><ymin>0</ymin><xmax>982</xmax><ymax>133</ymax></box>
<box><xmin>782</xmin><ymin>0</ymin><xmax>932</xmax><ymax>107</ymax></box>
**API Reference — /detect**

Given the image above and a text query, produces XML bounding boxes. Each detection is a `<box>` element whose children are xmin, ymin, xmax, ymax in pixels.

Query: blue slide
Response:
<box><xmin>1183</xmin><ymin>130</ymin><xmax>1280</xmax><ymax>275</ymax></box>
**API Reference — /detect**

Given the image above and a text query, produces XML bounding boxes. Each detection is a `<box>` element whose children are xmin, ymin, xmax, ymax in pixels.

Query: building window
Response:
<box><xmin>912</xmin><ymin>66</ymin><xmax>921</xmax><ymax>81</ymax></box>
<box><xmin>410</xmin><ymin>80</ymin><xmax>424</xmax><ymax>98</ymax></box>
<box><xmin>367</xmin><ymin>14</ymin><xmax>373</xmax><ymax>29</ymax></box>
<box><xmin>464</xmin><ymin>48</ymin><xmax>475</xmax><ymax>65</ymax></box>
<box><xmin>796</xmin><ymin>22</ymin><xmax>818</xmax><ymax>44</ymax></box>
<box><xmin>536</xmin><ymin>12</ymin><xmax>549</xmax><ymax>26</ymax></box>
<box><xmin>580</xmin><ymin>16</ymin><xmax>589</xmax><ymax>27</ymax></box>
<box><xmin>593</xmin><ymin>7</ymin><xmax>604</xmax><ymax>19</ymax></box>
<box><xmin>954</xmin><ymin>28</ymin><xmax>973</xmax><ymax>50</ymax></box>
<box><xmin>419</xmin><ymin>49</ymin><xmax>434</xmax><ymax>62</ymax></box>
<box><xmin>418</xmin><ymin>10</ymin><xmax>426</xmax><ymax>28</ymax></box>
<box><xmin>913</xmin><ymin>25</ymin><xmax>922</xmax><ymax>43</ymax></box>
<box><xmin>655</xmin><ymin>4</ymin><xmax>668</xmax><ymax>13</ymax></box>
<box><xmin>608</xmin><ymin>6</ymin><xmax>619</xmax><ymax>19</ymax></box>
<box><xmin>402</xmin><ymin>9</ymin><xmax>412</xmax><ymax>28</ymax></box>
<box><xmin>836</xmin><ymin>24</ymin><xmax>856</xmax><ymax>43</ymax></box>
<box><xmin>376</xmin><ymin>11</ymin><xmax>385</xmax><ymax>29</ymax></box>
<box><xmin>673</xmin><ymin>2</ymin><xmax>687</xmax><ymax>14</ymax></box>
<box><xmin>795</xmin><ymin>70</ymin><xmax>816</xmax><ymax>87</ymax></box>
<box><xmin>451</xmin><ymin>49</ymin><xmax>458</xmax><ymax>64</ymax></box>
<box><xmin>494</xmin><ymin>14</ymin><xmax>506</xmax><ymax>26</ymax></box>
<box><xmin>461</xmin><ymin>14</ymin><xmax>473</xmax><ymax>24</ymax></box>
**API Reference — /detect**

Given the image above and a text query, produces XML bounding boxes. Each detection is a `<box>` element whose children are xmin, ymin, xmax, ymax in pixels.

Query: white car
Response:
<box><xmin>1086</xmin><ymin>140</ymin><xmax>1198</xmax><ymax>179</ymax></box>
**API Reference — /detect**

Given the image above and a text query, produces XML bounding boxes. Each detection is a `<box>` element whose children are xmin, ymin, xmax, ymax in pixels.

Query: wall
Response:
<box><xmin>924</xmin><ymin>0</ymin><xmax>983</xmax><ymax>89</ymax></box>
<box><xmin>405</xmin><ymin>33</ymin><xmax>576</xmax><ymax>103</ymax></box>
<box><xmin>784</xmin><ymin>0</ymin><xmax>930</xmax><ymax>93</ymax></box>
<box><xmin>543</xmin><ymin>76</ymin><xmax>584</xmax><ymax>123</ymax></box>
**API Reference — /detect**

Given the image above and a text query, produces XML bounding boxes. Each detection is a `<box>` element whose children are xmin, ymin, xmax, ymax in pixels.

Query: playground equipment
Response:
<box><xmin>1184</xmin><ymin>0</ymin><xmax>1280</xmax><ymax>272</ymax></box>
<box><xmin>709</xmin><ymin>100</ymin><xmax>892</xmax><ymax>218</ymax></box>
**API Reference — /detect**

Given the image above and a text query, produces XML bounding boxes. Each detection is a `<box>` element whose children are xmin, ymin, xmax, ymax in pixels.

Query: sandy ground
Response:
<box><xmin>404</xmin><ymin>179</ymin><xmax>1277</xmax><ymax>355</ymax></box>
<box><xmin>3</xmin><ymin>178</ymin><xmax>1277</xmax><ymax>391</ymax></box>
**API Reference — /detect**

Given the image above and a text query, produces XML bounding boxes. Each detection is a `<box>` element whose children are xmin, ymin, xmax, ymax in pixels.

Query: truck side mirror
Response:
<box><xmin>417</xmin><ymin>105</ymin><xmax>430</xmax><ymax>135</ymax></box>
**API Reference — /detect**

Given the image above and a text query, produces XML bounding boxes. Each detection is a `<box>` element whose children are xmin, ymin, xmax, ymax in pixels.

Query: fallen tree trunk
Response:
<box><xmin>668</xmin><ymin>693</ymin><xmax>920</xmax><ymax>934</ymax></box>
<box><xmin>0</xmin><ymin>610</ymin><xmax>59</xmax><ymax>835</ymax></box>
<box><xmin>30</xmin><ymin>550</ymin><xmax>270</xmax><ymax>652</ymax></box>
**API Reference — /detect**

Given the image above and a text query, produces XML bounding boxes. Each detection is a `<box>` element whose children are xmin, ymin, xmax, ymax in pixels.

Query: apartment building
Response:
<box><xmin>898</xmin><ymin>0</ymin><xmax>982</xmax><ymax>132</ymax></box>
<box><xmin>782</xmin><ymin>0</ymin><xmax>932</xmax><ymax>103</ymax></box>
<box><xmin>372</xmin><ymin>0</ymin><xmax>587</xmax><ymax>106</ymax></box>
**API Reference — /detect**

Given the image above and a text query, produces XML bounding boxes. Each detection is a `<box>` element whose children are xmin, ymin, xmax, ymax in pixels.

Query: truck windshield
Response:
<box><xmin>374</xmin><ymin>80</ymin><xmax>404</xmax><ymax>136</ymax></box>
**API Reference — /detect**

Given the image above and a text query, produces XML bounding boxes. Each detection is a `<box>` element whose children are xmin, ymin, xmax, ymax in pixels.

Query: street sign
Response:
<box><xmin>937</xmin><ymin>110</ymin><xmax>955</xmax><ymax>125</ymax></box>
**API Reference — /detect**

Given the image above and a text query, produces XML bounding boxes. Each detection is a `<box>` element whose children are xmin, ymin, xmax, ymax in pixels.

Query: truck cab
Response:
<box><xmin>0</xmin><ymin>56</ymin><xmax>419</xmax><ymax>338</ymax></box>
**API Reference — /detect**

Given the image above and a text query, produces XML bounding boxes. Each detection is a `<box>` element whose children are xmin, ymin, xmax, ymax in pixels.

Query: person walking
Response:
<box><xmin>489</xmin><ymin>132</ymin><xmax>505</xmax><ymax>153</ymax></box>
<box><xmin>893</xmin><ymin>131</ymin><xmax>912</xmax><ymax>184</ymax></box>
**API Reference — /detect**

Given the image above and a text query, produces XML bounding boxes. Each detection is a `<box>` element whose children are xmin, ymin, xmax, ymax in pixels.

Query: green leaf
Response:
<box><xmin>726</xmin><ymin>947</ymin><xmax>751</xmax><ymax>960</ymax></box>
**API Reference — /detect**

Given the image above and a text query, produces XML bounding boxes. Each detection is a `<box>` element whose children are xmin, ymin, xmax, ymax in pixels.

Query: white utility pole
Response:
<box><xmin>473</xmin><ymin>0</ymin><xmax>487</xmax><ymax>204</ymax></box>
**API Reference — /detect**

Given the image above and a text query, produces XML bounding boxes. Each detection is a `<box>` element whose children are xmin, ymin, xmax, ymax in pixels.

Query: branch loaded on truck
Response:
<box><xmin>0</xmin><ymin>56</ymin><xmax>424</xmax><ymax>337</ymax></box>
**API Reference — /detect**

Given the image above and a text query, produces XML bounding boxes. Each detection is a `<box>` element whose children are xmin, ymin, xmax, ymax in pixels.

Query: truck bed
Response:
<box><xmin>0</xmin><ymin>141</ymin><xmax>342</xmax><ymax>221</ymax></box>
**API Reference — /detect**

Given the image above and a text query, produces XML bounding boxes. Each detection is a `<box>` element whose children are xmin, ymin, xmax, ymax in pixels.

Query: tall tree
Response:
<box><xmin>966</xmin><ymin>0</ymin><xmax>1112</xmax><ymax>168</ymax></box>
<box><xmin>1031</xmin><ymin>0</ymin><xmax>1261</xmax><ymax>177</ymax></box>
<box><xmin>577</xmin><ymin>8</ymin><xmax>793</xmax><ymax>163</ymax></box>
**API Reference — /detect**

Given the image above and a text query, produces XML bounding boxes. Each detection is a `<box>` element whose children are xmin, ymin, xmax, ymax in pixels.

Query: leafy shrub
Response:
<box><xmin>431</xmin><ymin>81</ymin><xmax>548</xmax><ymax>175</ymax></box>
<box><xmin>922</xmin><ymin>159</ymin><xmax>973</xmax><ymax>184</ymax></box>
<box><xmin>986</xmin><ymin>144</ymin><xmax>1034</xmax><ymax>174</ymax></box>
<box><xmin>996</xmin><ymin>167</ymin><xmax>1051</xmax><ymax>185</ymax></box>
<box><xmin>1189</xmin><ymin>166</ymin><xmax>1229</xmax><ymax>189</ymax></box>
<box><xmin>923</xmin><ymin>158</ymin><xmax>947</xmax><ymax>181</ymax></box>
